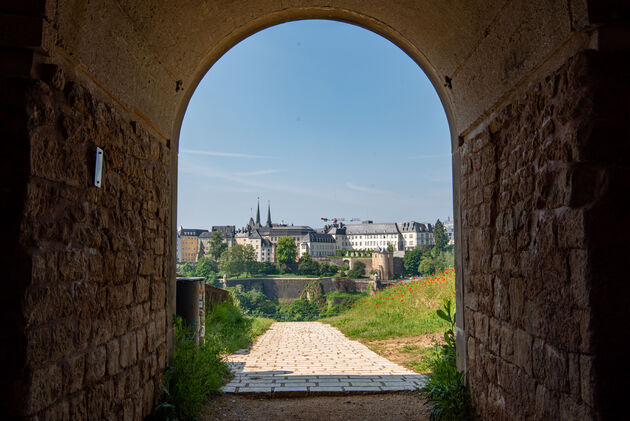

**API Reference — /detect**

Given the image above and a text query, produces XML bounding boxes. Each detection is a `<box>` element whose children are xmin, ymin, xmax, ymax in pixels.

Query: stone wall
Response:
<box><xmin>4</xmin><ymin>71</ymin><xmax>171</xmax><ymax>419</ymax></box>
<box><xmin>460</xmin><ymin>51</ymin><xmax>628</xmax><ymax>419</ymax></box>
<box><xmin>224</xmin><ymin>277</ymin><xmax>370</xmax><ymax>301</ymax></box>
<box><xmin>205</xmin><ymin>285</ymin><xmax>232</xmax><ymax>308</ymax></box>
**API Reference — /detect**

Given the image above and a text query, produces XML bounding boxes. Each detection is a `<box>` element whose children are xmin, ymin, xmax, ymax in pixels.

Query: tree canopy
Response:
<box><xmin>207</xmin><ymin>231</ymin><xmax>227</xmax><ymax>262</ymax></box>
<box><xmin>297</xmin><ymin>253</ymin><xmax>320</xmax><ymax>275</ymax></box>
<box><xmin>276</xmin><ymin>237</ymin><xmax>297</xmax><ymax>267</ymax></box>
<box><xmin>433</xmin><ymin>219</ymin><xmax>449</xmax><ymax>251</ymax></box>
<box><xmin>403</xmin><ymin>247</ymin><xmax>423</xmax><ymax>275</ymax></box>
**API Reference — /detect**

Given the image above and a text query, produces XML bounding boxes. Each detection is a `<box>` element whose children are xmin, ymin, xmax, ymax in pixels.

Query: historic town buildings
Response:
<box><xmin>177</xmin><ymin>200</ymin><xmax>439</xmax><ymax>263</ymax></box>
<box><xmin>177</xmin><ymin>227</ymin><xmax>209</xmax><ymax>262</ymax></box>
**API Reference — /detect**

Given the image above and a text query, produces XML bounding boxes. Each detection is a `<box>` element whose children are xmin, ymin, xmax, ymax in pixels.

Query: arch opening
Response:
<box><xmin>178</xmin><ymin>18</ymin><xmax>462</xmax><ymax>388</ymax></box>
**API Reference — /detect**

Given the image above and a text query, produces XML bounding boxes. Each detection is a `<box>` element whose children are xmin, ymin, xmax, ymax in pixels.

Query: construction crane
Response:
<box><xmin>320</xmin><ymin>217</ymin><xmax>361</xmax><ymax>224</ymax></box>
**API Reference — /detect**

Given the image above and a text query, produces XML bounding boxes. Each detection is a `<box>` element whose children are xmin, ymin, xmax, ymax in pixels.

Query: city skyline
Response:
<box><xmin>179</xmin><ymin>197</ymin><xmax>452</xmax><ymax>231</ymax></box>
<box><xmin>177</xmin><ymin>20</ymin><xmax>453</xmax><ymax>229</ymax></box>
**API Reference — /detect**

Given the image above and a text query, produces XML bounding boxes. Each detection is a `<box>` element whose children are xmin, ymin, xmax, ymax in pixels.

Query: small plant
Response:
<box><xmin>156</xmin><ymin>316</ymin><xmax>230</xmax><ymax>421</ymax></box>
<box><xmin>421</xmin><ymin>299</ymin><xmax>474</xmax><ymax>420</ymax></box>
<box><xmin>152</xmin><ymin>302</ymin><xmax>275</xmax><ymax>420</ymax></box>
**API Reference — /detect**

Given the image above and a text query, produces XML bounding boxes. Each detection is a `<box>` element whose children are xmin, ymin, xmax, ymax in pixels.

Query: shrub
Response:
<box><xmin>205</xmin><ymin>302</ymin><xmax>253</xmax><ymax>353</ymax></box>
<box><xmin>157</xmin><ymin>317</ymin><xmax>230</xmax><ymax>421</ymax></box>
<box><xmin>420</xmin><ymin>299</ymin><xmax>474</xmax><ymax>420</ymax></box>
<box><xmin>155</xmin><ymin>302</ymin><xmax>274</xmax><ymax>420</ymax></box>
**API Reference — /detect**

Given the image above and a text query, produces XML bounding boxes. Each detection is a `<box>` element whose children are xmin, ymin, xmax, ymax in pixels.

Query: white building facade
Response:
<box><xmin>322</xmin><ymin>221</ymin><xmax>434</xmax><ymax>253</ymax></box>
<box><xmin>235</xmin><ymin>230</ymin><xmax>276</xmax><ymax>263</ymax></box>
<box><xmin>299</xmin><ymin>232</ymin><xmax>337</xmax><ymax>258</ymax></box>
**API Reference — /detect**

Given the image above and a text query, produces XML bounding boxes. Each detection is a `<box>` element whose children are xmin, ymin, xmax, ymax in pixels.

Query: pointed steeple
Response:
<box><xmin>266</xmin><ymin>201</ymin><xmax>272</xmax><ymax>228</ymax></box>
<box><xmin>255</xmin><ymin>197</ymin><xmax>261</xmax><ymax>227</ymax></box>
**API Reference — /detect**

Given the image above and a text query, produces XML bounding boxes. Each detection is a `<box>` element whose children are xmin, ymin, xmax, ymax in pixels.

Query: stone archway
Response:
<box><xmin>2</xmin><ymin>1</ymin><xmax>628</xmax><ymax>419</ymax></box>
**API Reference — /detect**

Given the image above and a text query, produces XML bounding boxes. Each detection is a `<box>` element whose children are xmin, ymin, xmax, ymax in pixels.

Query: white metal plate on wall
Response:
<box><xmin>94</xmin><ymin>147</ymin><xmax>103</xmax><ymax>188</ymax></box>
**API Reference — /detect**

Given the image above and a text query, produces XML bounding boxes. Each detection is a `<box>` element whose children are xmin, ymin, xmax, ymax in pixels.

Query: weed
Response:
<box><xmin>157</xmin><ymin>317</ymin><xmax>230</xmax><ymax>420</ymax></box>
<box><xmin>152</xmin><ymin>303</ymin><xmax>274</xmax><ymax>420</ymax></box>
<box><xmin>400</xmin><ymin>343</ymin><xmax>422</xmax><ymax>353</ymax></box>
<box><xmin>420</xmin><ymin>299</ymin><xmax>474</xmax><ymax>420</ymax></box>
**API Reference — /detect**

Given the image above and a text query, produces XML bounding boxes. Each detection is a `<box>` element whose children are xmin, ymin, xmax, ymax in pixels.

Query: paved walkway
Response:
<box><xmin>222</xmin><ymin>322</ymin><xmax>426</xmax><ymax>396</ymax></box>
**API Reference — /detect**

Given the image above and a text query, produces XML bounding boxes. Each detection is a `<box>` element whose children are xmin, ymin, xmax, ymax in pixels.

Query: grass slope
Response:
<box><xmin>322</xmin><ymin>268</ymin><xmax>455</xmax><ymax>341</ymax></box>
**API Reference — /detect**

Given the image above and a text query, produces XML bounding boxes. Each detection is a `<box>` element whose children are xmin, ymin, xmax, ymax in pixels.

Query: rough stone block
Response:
<box><xmin>139</xmin><ymin>254</ymin><xmax>155</xmax><ymax>276</ymax></box>
<box><xmin>514</xmin><ymin>329</ymin><xmax>533</xmax><ymax>376</ymax></box>
<box><xmin>150</xmin><ymin>282</ymin><xmax>166</xmax><ymax>311</ymax></box>
<box><xmin>473</xmin><ymin>311</ymin><xmax>489</xmax><ymax>344</ymax></box>
<box><xmin>69</xmin><ymin>392</ymin><xmax>86</xmax><ymax>420</ymax></box>
<box><xmin>135</xmin><ymin>276</ymin><xmax>150</xmax><ymax>303</ymax></box>
<box><xmin>129</xmin><ymin>304</ymin><xmax>146</xmax><ymax>330</ymax></box>
<box><xmin>64</xmin><ymin>353</ymin><xmax>85</xmax><ymax>393</ymax></box>
<box><xmin>91</xmin><ymin>316</ymin><xmax>113</xmax><ymax>346</ymax></box>
<box><xmin>580</xmin><ymin>354</ymin><xmax>594</xmax><ymax>406</ymax></box>
<box><xmin>24</xmin><ymin>364</ymin><xmax>63</xmax><ymax>415</ymax></box>
<box><xmin>499</xmin><ymin>323</ymin><xmax>514</xmax><ymax>362</ymax></box>
<box><xmin>119</xmin><ymin>332</ymin><xmax>137</xmax><ymax>368</ymax></box>
<box><xmin>568</xmin><ymin>250</ymin><xmax>589</xmax><ymax>309</ymax></box>
<box><xmin>543</xmin><ymin>343</ymin><xmax>568</xmax><ymax>392</ymax></box>
<box><xmin>136</xmin><ymin>327</ymin><xmax>147</xmax><ymax>360</ymax></box>
<box><xmin>26</xmin><ymin>325</ymin><xmax>51</xmax><ymax>365</ymax></box>
<box><xmin>85</xmin><ymin>345</ymin><xmax>107</xmax><ymax>385</ymax></box>
<box><xmin>106</xmin><ymin>338</ymin><xmax>120</xmax><ymax>376</ymax></box>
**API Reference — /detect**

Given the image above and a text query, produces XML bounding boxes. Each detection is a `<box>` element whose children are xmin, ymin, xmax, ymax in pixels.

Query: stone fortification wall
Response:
<box><xmin>314</xmin><ymin>256</ymin><xmax>373</xmax><ymax>273</ymax></box>
<box><xmin>224</xmin><ymin>278</ymin><xmax>370</xmax><ymax>301</ymax></box>
<box><xmin>5</xmin><ymin>72</ymin><xmax>171</xmax><ymax>419</ymax></box>
<box><xmin>460</xmin><ymin>51</ymin><xmax>628</xmax><ymax>419</ymax></box>
<box><xmin>205</xmin><ymin>285</ymin><xmax>232</xmax><ymax>308</ymax></box>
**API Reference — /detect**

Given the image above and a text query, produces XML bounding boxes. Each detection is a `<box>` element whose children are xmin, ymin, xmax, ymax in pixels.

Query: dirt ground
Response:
<box><xmin>204</xmin><ymin>393</ymin><xmax>429</xmax><ymax>421</ymax></box>
<box><xmin>358</xmin><ymin>333</ymin><xmax>444</xmax><ymax>373</ymax></box>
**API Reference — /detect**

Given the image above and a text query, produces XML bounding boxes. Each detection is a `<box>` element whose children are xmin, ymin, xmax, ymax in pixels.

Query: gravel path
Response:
<box><xmin>222</xmin><ymin>322</ymin><xmax>427</xmax><ymax>396</ymax></box>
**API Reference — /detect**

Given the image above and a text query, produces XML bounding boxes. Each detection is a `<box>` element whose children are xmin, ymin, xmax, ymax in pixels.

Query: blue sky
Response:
<box><xmin>178</xmin><ymin>20</ymin><xmax>452</xmax><ymax>230</ymax></box>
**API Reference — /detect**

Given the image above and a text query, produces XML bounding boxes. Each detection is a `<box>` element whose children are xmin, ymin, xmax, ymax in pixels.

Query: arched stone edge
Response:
<box><xmin>165</xmin><ymin>6</ymin><xmax>465</xmax><ymax>369</ymax></box>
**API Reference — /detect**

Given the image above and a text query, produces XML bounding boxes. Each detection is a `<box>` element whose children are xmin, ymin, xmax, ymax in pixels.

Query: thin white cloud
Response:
<box><xmin>181</xmin><ymin>164</ymin><xmax>328</xmax><ymax>199</ymax></box>
<box><xmin>180</xmin><ymin>148</ymin><xmax>270</xmax><ymax>159</ymax></box>
<box><xmin>345</xmin><ymin>182</ymin><xmax>386</xmax><ymax>194</ymax></box>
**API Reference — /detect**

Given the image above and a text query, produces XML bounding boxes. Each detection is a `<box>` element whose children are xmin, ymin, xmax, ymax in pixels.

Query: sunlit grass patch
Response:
<box><xmin>399</xmin><ymin>343</ymin><xmax>422</xmax><ymax>353</ymax></box>
<box><xmin>322</xmin><ymin>268</ymin><xmax>455</xmax><ymax>341</ymax></box>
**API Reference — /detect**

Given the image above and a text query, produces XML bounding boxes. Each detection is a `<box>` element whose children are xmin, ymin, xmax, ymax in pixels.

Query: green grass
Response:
<box><xmin>321</xmin><ymin>269</ymin><xmax>455</xmax><ymax>341</ymax></box>
<box><xmin>155</xmin><ymin>302</ymin><xmax>274</xmax><ymax>420</ymax></box>
<box><xmin>399</xmin><ymin>343</ymin><xmax>422</xmax><ymax>353</ymax></box>
<box><xmin>250</xmin><ymin>317</ymin><xmax>274</xmax><ymax>339</ymax></box>
<box><xmin>403</xmin><ymin>345</ymin><xmax>440</xmax><ymax>373</ymax></box>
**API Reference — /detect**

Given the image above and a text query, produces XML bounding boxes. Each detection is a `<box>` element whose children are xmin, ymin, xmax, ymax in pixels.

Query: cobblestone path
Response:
<box><xmin>222</xmin><ymin>322</ymin><xmax>426</xmax><ymax>396</ymax></box>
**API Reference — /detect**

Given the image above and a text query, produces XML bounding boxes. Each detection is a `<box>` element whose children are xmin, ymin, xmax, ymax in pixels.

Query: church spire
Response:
<box><xmin>266</xmin><ymin>201</ymin><xmax>272</xmax><ymax>228</ymax></box>
<box><xmin>255</xmin><ymin>197</ymin><xmax>261</xmax><ymax>227</ymax></box>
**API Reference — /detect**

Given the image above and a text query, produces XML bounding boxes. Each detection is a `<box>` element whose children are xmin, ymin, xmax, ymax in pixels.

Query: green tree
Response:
<box><xmin>195</xmin><ymin>257</ymin><xmax>218</xmax><ymax>281</ymax></box>
<box><xmin>276</xmin><ymin>237</ymin><xmax>297</xmax><ymax>267</ymax></box>
<box><xmin>298</xmin><ymin>253</ymin><xmax>319</xmax><ymax>275</ymax></box>
<box><xmin>352</xmin><ymin>261</ymin><xmax>366</xmax><ymax>277</ymax></box>
<box><xmin>434</xmin><ymin>219</ymin><xmax>449</xmax><ymax>251</ymax></box>
<box><xmin>418</xmin><ymin>253</ymin><xmax>437</xmax><ymax>276</ymax></box>
<box><xmin>208</xmin><ymin>232</ymin><xmax>227</xmax><ymax>262</ymax></box>
<box><xmin>219</xmin><ymin>245</ymin><xmax>245</xmax><ymax>277</ymax></box>
<box><xmin>242</xmin><ymin>244</ymin><xmax>257</xmax><ymax>275</ymax></box>
<box><xmin>179</xmin><ymin>262</ymin><xmax>196</xmax><ymax>277</ymax></box>
<box><xmin>418</xmin><ymin>247</ymin><xmax>453</xmax><ymax>275</ymax></box>
<box><xmin>279</xmin><ymin>299</ymin><xmax>319</xmax><ymax>321</ymax></box>
<box><xmin>403</xmin><ymin>247</ymin><xmax>423</xmax><ymax>276</ymax></box>
<box><xmin>387</xmin><ymin>242</ymin><xmax>394</xmax><ymax>252</ymax></box>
